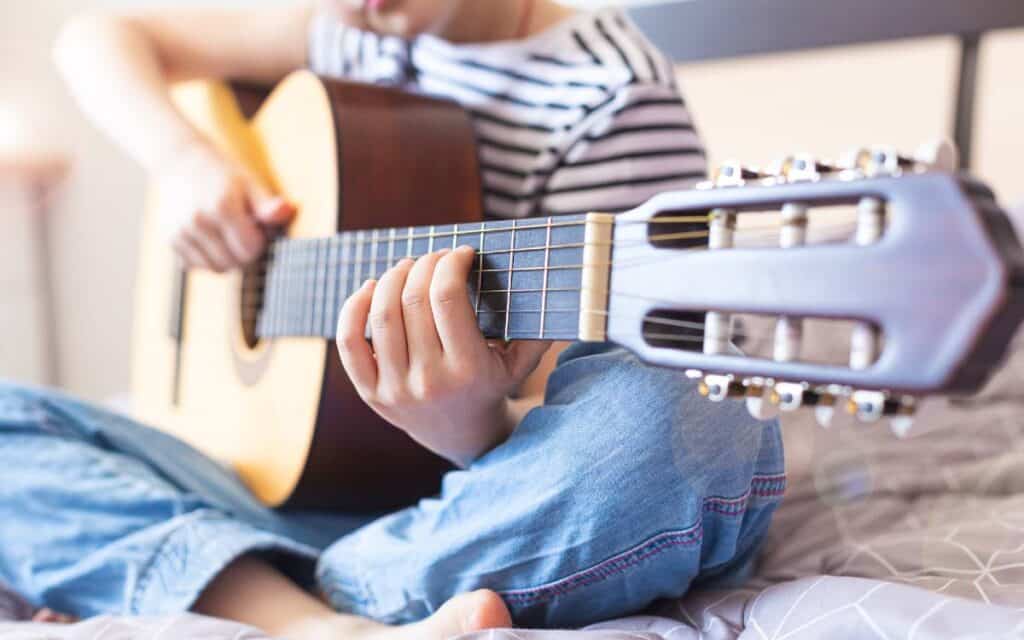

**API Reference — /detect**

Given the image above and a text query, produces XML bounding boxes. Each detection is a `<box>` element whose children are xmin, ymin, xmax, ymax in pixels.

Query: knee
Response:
<box><xmin>538</xmin><ymin>348</ymin><xmax>776</xmax><ymax>498</ymax></box>
<box><xmin>0</xmin><ymin>384</ymin><xmax>61</xmax><ymax>435</ymax></box>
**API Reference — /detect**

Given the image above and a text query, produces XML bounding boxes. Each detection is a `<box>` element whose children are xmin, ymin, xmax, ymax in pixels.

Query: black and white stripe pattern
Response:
<box><xmin>308</xmin><ymin>7</ymin><xmax>705</xmax><ymax>220</ymax></box>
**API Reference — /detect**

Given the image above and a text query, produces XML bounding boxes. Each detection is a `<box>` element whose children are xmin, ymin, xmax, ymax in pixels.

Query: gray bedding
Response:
<box><xmin>5</xmin><ymin>308</ymin><xmax>1024</xmax><ymax>638</ymax></box>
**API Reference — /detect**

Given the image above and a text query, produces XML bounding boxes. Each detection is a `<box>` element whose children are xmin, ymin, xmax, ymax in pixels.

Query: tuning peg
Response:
<box><xmin>846</xmin><ymin>390</ymin><xmax>886</xmax><ymax>423</ymax></box>
<box><xmin>714</xmin><ymin>161</ymin><xmax>763</xmax><ymax>186</ymax></box>
<box><xmin>744</xmin><ymin>379</ymin><xmax>781</xmax><ymax>421</ymax></box>
<box><xmin>772</xmin><ymin>154</ymin><xmax>836</xmax><ymax>183</ymax></box>
<box><xmin>841</xmin><ymin>146</ymin><xmax>914</xmax><ymax>177</ymax></box>
<box><xmin>886</xmin><ymin>397</ymin><xmax>919</xmax><ymax>437</ymax></box>
<box><xmin>845</xmin><ymin>390</ymin><xmax>917</xmax><ymax>425</ymax></box>
<box><xmin>914</xmin><ymin>138</ymin><xmax>959</xmax><ymax>172</ymax></box>
<box><xmin>698</xmin><ymin>374</ymin><xmax>744</xmax><ymax>402</ymax></box>
<box><xmin>770</xmin><ymin>382</ymin><xmax>837</xmax><ymax>412</ymax></box>
<box><xmin>811</xmin><ymin>385</ymin><xmax>851</xmax><ymax>428</ymax></box>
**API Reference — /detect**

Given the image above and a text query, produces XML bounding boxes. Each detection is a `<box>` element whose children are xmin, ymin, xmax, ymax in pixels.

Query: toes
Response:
<box><xmin>455</xmin><ymin>590</ymin><xmax>513</xmax><ymax>634</ymax></box>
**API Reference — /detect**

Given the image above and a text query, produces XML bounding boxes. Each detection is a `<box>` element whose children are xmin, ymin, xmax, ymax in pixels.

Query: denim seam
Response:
<box><xmin>131</xmin><ymin>511</ymin><xmax>317</xmax><ymax>615</ymax></box>
<box><xmin>498</xmin><ymin>472</ymin><xmax>786</xmax><ymax>606</ymax></box>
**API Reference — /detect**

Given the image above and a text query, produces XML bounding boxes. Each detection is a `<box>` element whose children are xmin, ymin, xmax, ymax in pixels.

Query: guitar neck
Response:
<box><xmin>258</xmin><ymin>215</ymin><xmax>594</xmax><ymax>342</ymax></box>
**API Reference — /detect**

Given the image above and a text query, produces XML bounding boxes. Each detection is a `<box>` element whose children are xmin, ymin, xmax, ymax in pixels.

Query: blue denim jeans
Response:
<box><xmin>0</xmin><ymin>344</ymin><xmax>783</xmax><ymax>628</ymax></box>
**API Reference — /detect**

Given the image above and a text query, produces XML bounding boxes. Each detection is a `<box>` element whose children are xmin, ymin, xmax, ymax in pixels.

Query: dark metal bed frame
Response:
<box><xmin>627</xmin><ymin>0</ymin><xmax>1024</xmax><ymax>169</ymax></box>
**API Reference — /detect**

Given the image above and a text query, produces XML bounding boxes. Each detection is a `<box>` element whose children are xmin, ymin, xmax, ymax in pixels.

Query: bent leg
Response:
<box><xmin>318</xmin><ymin>344</ymin><xmax>785</xmax><ymax>628</ymax></box>
<box><xmin>0</xmin><ymin>384</ymin><xmax>368</xmax><ymax>618</ymax></box>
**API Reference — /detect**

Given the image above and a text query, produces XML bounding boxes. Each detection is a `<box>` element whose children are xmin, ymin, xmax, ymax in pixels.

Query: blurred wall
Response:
<box><xmin>0</xmin><ymin>0</ymin><xmax>275</xmax><ymax>401</ymax></box>
<box><xmin>0</xmin><ymin>1</ymin><xmax>1021</xmax><ymax>402</ymax></box>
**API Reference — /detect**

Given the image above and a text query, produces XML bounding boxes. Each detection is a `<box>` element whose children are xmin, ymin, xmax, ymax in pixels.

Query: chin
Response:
<box><xmin>323</xmin><ymin>0</ymin><xmax>449</xmax><ymax>38</ymax></box>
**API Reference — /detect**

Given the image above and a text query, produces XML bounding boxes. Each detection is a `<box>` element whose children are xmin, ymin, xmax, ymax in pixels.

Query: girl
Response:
<box><xmin>0</xmin><ymin>1</ymin><xmax>784</xmax><ymax>638</ymax></box>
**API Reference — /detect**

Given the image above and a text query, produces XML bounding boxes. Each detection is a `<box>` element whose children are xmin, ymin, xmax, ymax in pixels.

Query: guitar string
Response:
<box><xmin>248</xmin><ymin>266</ymin><xmax>857</xmax><ymax>344</ymax></box>
<box><xmin>253</xmin><ymin>303</ymin><xmax>801</xmax><ymax>345</ymax></box>
<box><xmin>259</xmin><ymin>208</ymin><xmax>852</xmax><ymax>258</ymax></box>
<box><xmin>239</xmin><ymin>218</ymin><xmax>857</xmax><ymax>302</ymax></box>
<box><xmin>246</xmin><ymin>218</ymin><xmax>861</xmax><ymax>343</ymax></box>
<box><xmin>258</xmin><ymin>216</ymin><xmax>857</xmax><ymax>268</ymax></box>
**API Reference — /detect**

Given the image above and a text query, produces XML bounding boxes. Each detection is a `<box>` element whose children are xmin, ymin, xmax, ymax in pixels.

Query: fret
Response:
<box><xmin>540</xmin><ymin>217</ymin><xmax>552</xmax><ymax>339</ymax></box>
<box><xmin>504</xmin><ymin>220</ymin><xmax>517</xmax><ymax>341</ymax></box>
<box><xmin>294</xmin><ymin>240</ymin><xmax>304</xmax><ymax>336</ymax></box>
<box><xmin>307</xmin><ymin>241</ymin><xmax>317</xmax><ymax>337</ymax></box>
<box><xmin>452</xmin><ymin>223</ymin><xmax>459</xmax><ymax>250</ymax></box>
<box><xmin>303</xmin><ymin>242</ymin><xmax>313</xmax><ymax>336</ymax></box>
<box><xmin>428</xmin><ymin>225</ymin><xmax>436</xmax><ymax>253</ymax></box>
<box><xmin>387</xmin><ymin>228</ymin><xmax>396</xmax><ymax>272</ymax></box>
<box><xmin>354</xmin><ymin>231</ymin><xmax>365</xmax><ymax>287</ymax></box>
<box><xmin>282</xmin><ymin>241</ymin><xmax>293</xmax><ymax>335</ymax></box>
<box><xmin>474</xmin><ymin>224</ymin><xmax>485</xmax><ymax>315</ymax></box>
<box><xmin>312</xmin><ymin>240</ymin><xmax>323</xmax><ymax>337</ymax></box>
<box><xmin>325</xmin><ymin>237</ymin><xmax>337</xmax><ymax>333</ymax></box>
<box><xmin>317</xmin><ymin>237</ymin><xmax>329</xmax><ymax>331</ymax></box>
<box><xmin>275</xmin><ymin>247</ymin><xmax>285</xmax><ymax>335</ymax></box>
<box><xmin>340</xmin><ymin>233</ymin><xmax>352</xmax><ymax>315</ymax></box>
<box><xmin>371</xmin><ymin>229</ymin><xmax>380</xmax><ymax>279</ymax></box>
<box><xmin>311</xmin><ymin>240</ymin><xmax>321</xmax><ymax>336</ymax></box>
<box><xmin>406</xmin><ymin>226</ymin><xmax>414</xmax><ymax>259</ymax></box>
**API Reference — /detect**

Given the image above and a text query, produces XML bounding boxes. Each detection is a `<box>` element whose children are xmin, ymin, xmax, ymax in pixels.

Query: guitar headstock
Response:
<box><xmin>605</xmin><ymin>141</ymin><xmax>1024</xmax><ymax>432</ymax></box>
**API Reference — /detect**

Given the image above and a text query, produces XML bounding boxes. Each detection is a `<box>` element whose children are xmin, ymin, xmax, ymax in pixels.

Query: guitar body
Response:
<box><xmin>133</xmin><ymin>72</ymin><xmax>481</xmax><ymax>510</ymax></box>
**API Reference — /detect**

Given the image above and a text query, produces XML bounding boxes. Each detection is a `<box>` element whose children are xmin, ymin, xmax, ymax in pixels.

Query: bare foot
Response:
<box><xmin>287</xmin><ymin>591</ymin><xmax>512</xmax><ymax>640</ymax></box>
<box><xmin>391</xmin><ymin>590</ymin><xmax>513</xmax><ymax>639</ymax></box>
<box><xmin>31</xmin><ymin>608</ymin><xmax>78</xmax><ymax>624</ymax></box>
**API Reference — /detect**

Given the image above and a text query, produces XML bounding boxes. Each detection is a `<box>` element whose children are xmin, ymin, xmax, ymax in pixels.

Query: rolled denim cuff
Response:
<box><xmin>131</xmin><ymin>509</ymin><xmax>319</xmax><ymax>616</ymax></box>
<box><xmin>317</xmin><ymin>540</ymin><xmax>379</xmax><ymax>618</ymax></box>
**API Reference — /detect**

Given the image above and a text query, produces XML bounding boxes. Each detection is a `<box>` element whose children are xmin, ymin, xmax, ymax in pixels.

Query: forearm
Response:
<box><xmin>55</xmin><ymin>15</ymin><xmax>205</xmax><ymax>172</ymax></box>
<box><xmin>53</xmin><ymin>6</ymin><xmax>311</xmax><ymax>172</ymax></box>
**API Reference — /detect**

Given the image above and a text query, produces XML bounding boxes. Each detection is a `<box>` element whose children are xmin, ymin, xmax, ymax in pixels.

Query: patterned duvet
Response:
<box><xmin>5</xmin><ymin>324</ymin><xmax>1024</xmax><ymax>639</ymax></box>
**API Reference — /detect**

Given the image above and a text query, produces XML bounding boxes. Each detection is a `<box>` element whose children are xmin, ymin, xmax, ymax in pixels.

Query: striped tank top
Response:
<box><xmin>307</xmin><ymin>6</ymin><xmax>705</xmax><ymax>220</ymax></box>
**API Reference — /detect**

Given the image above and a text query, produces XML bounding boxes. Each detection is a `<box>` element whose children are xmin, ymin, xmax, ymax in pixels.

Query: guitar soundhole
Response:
<box><xmin>239</xmin><ymin>259</ymin><xmax>266</xmax><ymax>350</ymax></box>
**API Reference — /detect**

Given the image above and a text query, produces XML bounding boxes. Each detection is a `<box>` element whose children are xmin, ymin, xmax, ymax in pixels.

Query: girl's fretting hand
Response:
<box><xmin>336</xmin><ymin>246</ymin><xmax>551</xmax><ymax>467</ymax></box>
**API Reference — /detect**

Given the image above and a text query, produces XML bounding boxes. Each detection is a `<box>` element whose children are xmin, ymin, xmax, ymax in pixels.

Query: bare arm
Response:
<box><xmin>54</xmin><ymin>4</ymin><xmax>313</xmax><ymax>172</ymax></box>
<box><xmin>54</xmin><ymin>4</ymin><xmax>313</xmax><ymax>271</ymax></box>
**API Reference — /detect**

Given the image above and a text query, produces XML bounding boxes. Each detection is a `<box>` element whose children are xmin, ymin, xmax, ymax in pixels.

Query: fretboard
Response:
<box><xmin>257</xmin><ymin>216</ymin><xmax>589</xmax><ymax>342</ymax></box>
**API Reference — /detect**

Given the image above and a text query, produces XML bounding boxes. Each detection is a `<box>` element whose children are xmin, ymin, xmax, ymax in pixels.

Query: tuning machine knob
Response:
<box><xmin>914</xmin><ymin>138</ymin><xmax>959</xmax><ymax>172</ymax></box>
<box><xmin>845</xmin><ymin>390</ymin><xmax>917</xmax><ymax>424</ymax></box>
<box><xmin>698</xmin><ymin>162</ymin><xmax>764</xmax><ymax>190</ymax></box>
<box><xmin>698</xmin><ymin>375</ymin><xmax>780</xmax><ymax>421</ymax></box>
<box><xmin>772</xmin><ymin>154</ymin><xmax>837</xmax><ymax>183</ymax></box>
<box><xmin>698</xmin><ymin>374</ymin><xmax>745</xmax><ymax>402</ymax></box>
<box><xmin>769</xmin><ymin>382</ymin><xmax>837</xmax><ymax>412</ymax></box>
<box><xmin>842</xmin><ymin>146</ymin><xmax>903</xmax><ymax>177</ymax></box>
<box><xmin>743</xmin><ymin>378</ymin><xmax>781</xmax><ymax>421</ymax></box>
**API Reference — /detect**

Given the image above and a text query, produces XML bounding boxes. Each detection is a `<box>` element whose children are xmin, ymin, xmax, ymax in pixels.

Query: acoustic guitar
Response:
<box><xmin>133</xmin><ymin>70</ymin><xmax>1024</xmax><ymax>511</ymax></box>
